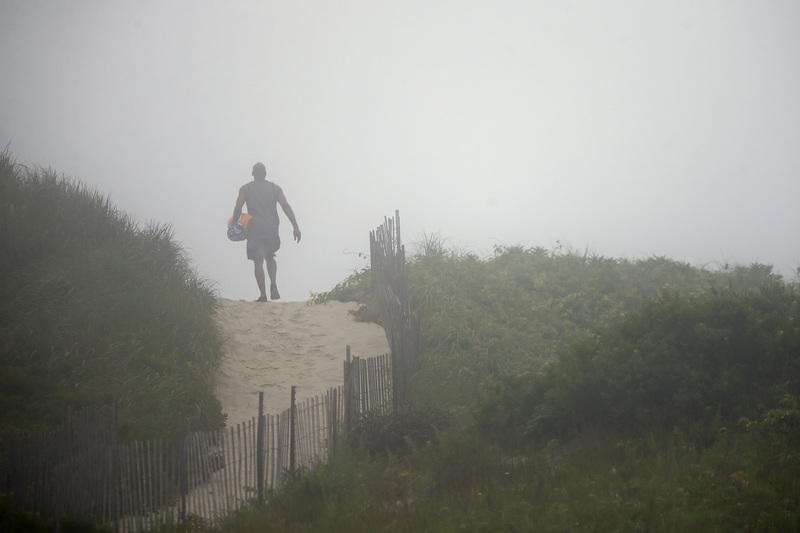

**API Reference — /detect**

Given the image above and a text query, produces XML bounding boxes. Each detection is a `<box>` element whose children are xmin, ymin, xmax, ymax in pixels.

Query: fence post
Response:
<box><xmin>289</xmin><ymin>386</ymin><xmax>297</xmax><ymax>473</ymax></box>
<box><xmin>178</xmin><ymin>418</ymin><xmax>188</xmax><ymax>519</ymax></box>
<box><xmin>329</xmin><ymin>387</ymin><xmax>339</xmax><ymax>457</ymax></box>
<box><xmin>343</xmin><ymin>346</ymin><xmax>352</xmax><ymax>439</ymax></box>
<box><xmin>257</xmin><ymin>392</ymin><xmax>265</xmax><ymax>502</ymax></box>
<box><xmin>111</xmin><ymin>400</ymin><xmax>120</xmax><ymax>533</ymax></box>
<box><xmin>391</xmin><ymin>346</ymin><xmax>401</xmax><ymax>413</ymax></box>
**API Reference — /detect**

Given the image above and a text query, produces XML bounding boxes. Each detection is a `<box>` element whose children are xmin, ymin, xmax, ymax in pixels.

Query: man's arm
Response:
<box><xmin>274</xmin><ymin>184</ymin><xmax>301</xmax><ymax>242</ymax></box>
<box><xmin>232</xmin><ymin>184</ymin><xmax>248</xmax><ymax>224</ymax></box>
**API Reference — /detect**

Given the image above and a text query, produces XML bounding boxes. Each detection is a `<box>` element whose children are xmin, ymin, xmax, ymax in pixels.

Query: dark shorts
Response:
<box><xmin>247</xmin><ymin>237</ymin><xmax>280</xmax><ymax>261</ymax></box>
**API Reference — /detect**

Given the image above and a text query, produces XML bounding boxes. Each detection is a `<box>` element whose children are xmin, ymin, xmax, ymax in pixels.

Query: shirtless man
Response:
<box><xmin>232</xmin><ymin>162</ymin><xmax>301</xmax><ymax>302</ymax></box>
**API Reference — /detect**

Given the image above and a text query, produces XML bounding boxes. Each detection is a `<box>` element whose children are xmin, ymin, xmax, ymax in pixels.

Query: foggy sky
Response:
<box><xmin>2</xmin><ymin>1</ymin><xmax>799</xmax><ymax>301</ymax></box>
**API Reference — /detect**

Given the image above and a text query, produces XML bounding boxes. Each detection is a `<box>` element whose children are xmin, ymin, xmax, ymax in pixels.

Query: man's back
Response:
<box><xmin>246</xmin><ymin>180</ymin><xmax>279</xmax><ymax>241</ymax></box>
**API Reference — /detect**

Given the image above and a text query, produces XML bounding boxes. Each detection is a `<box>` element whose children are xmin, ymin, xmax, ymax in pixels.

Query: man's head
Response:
<box><xmin>252</xmin><ymin>162</ymin><xmax>267</xmax><ymax>180</ymax></box>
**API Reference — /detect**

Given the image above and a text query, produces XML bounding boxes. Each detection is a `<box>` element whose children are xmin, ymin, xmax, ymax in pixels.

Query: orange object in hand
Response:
<box><xmin>227</xmin><ymin>213</ymin><xmax>252</xmax><ymax>230</ymax></box>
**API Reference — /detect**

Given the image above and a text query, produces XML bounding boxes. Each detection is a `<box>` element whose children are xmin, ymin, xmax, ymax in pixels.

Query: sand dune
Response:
<box><xmin>215</xmin><ymin>299</ymin><xmax>390</xmax><ymax>426</ymax></box>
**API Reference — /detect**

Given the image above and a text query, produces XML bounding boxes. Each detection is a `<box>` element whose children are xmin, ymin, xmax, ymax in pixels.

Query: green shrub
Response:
<box><xmin>59</xmin><ymin>514</ymin><xmax>114</xmax><ymax>533</ymax></box>
<box><xmin>0</xmin><ymin>150</ymin><xmax>224</xmax><ymax>439</ymax></box>
<box><xmin>477</xmin><ymin>284</ymin><xmax>800</xmax><ymax>446</ymax></box>
<box><xmin>315</xmin><ymin>233</ymin><xmax>788</xmax><ymax>414</ymax></box>
<box><xmin>347</xmin><ymin>408</ymin><xmax>451</xmax><ymax>459</ymax></box>
<box><xmin>0</xmin><ymin>494</ymin><xmax>52</xmax><ymax>533</ymax></box>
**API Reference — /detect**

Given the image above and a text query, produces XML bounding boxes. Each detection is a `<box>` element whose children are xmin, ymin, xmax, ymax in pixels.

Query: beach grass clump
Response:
<box><xmin>0</xmin><ymin>150</ymin><xmax>224</xmax><ymax>440</ymax></box>
<box><xmin>346</xmin><ymin>407</ymin><xmax>451</xmax><ymax>459</ymax></box>
<box><xmin>217</xmin><ymin>419</ymin><xmax>800</xmax><ymax>531</ymax></box>
<box><xmin>475</xmin><ymin>282</ymin><xmax>800</xmax><ymax>447</ymax></box>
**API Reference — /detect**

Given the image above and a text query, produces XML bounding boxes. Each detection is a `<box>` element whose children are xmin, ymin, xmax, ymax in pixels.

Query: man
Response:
<box><xmin>232</xmin><ymin>162</ymin><xmax>301</xmax><ymax>302</ymax></box>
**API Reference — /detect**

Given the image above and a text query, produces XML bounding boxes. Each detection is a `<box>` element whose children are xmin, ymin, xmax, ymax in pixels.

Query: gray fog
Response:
<box><xmin>2</xmin><ymin>1</ymin><xmax>798</xmax><ymax>301</ymax></box>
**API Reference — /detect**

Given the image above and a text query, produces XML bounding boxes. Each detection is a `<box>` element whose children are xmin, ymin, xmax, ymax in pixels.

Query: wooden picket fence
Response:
<box><xmin>0</xmin><ymin>351</ymin><xmax>392</xmax><ymax>532</ymax></box>
<box><xmin>370</xmin><ymin>210</ymin><xmax>419</xmax><ymax>410</ymax></box>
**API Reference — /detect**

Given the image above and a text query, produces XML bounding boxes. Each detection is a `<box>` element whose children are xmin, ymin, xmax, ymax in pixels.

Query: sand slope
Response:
<box><xmin>215</xmin><ymin>299</ymin><xmax>390</xmax><ymax>426</ymax></box>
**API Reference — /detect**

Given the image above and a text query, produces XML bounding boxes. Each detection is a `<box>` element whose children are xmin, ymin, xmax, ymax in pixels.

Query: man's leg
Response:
<box><xmin>253</xmin><ymin>260</ymin><xmax>267</xmax><ymax>300</ymax></box>
<box><xmin>266</xmin><ymin>256</ymin><xmax>280</xmax><ymax>300</ymax></box>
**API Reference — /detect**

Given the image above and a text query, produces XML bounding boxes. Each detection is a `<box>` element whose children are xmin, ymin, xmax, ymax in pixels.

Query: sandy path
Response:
<box><xmin>215</xmin><ymin>299</ymin><xmax>390</xmax><ymax>426</ymax></box>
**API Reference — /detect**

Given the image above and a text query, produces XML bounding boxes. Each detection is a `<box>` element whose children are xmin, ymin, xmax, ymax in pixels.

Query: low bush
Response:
<box><xmin>315</xmin><ymin>234</ymin><xmax>788</xmax><ymax>412</ymax></box>
<box><xmin>476</xmin><ymin>283</ymin><xmax>800</xmax><ymax>446</ymax></box>
<box><xmin>0</xmin><ymin>150</ymin><xmax>225</xmax><ymax>439</ymax></box>
<box><xmin>0</xmin><ymin>493</ymin><xmax>52</xmax><ymax>533</ymax></box>
<box><xmin>347</xmin><ymin>407</ymin><xmax>451</xmax><ymax>459</ymax></box>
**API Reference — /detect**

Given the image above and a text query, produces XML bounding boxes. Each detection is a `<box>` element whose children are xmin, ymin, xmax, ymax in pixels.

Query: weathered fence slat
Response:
<box><xmin>241</xmin><ymin>421</ymin><xmax>248</xmax><ymax>505</ymax></box>
<box><xmin>221</xmin><ymin>427</ymin><xmax>230</xmax><ymax>513</ymax></box>
<box><xmin>189</xmin><ymin>434</ymin><xmax>201</xmax><ymax>520</ymax></box>
<box><xmin>202</xmin><ymin>431</ymin><xmax>216</xmax><ymax>521</ymax></box>
<box><xmin>257</xmin><ymin>393</ymin><xmax>265</xmax><ymax>502</ymax></box>
<box><xmin>231</xmin><ymin>423</ymin><xmax>240</xmax><ymax>507</ymax></box>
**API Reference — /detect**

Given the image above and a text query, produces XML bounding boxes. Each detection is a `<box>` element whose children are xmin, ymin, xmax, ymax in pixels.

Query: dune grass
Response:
<box><xmin>0</xmin><ymin>149</ymin><xmax>225</xmax><ymax>440</ymax></box>
<box><xmin>316</xmin><ymin>234</ymin><xmax>790</xmax><ymax>414</ymax></box>
<box><xmin>216</xmin><ymin>422</ymin><xmax>798</xmax><ymax>532</ymax></box>
<box><xmin>251</xmin><ymin>236</ymin><xmax>799</xmax><ymax>532</ymax></box>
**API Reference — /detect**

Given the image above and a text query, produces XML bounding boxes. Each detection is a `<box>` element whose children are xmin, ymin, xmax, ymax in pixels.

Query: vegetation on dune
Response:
<box><xmin>0</xmin><ymin>150</ymin><xmax>225</xmax><ymax>440</ymax></box>
<box><xmin>316</xmin><ymin>234</ymin><xmax>787</xmax><ymax>412</ymax></box>
<box><xmin>246</xmin><ymin>236</ymin><xmax>798</xmax><ymax>532</ymax></box>
<box><xmin>478</xmin><ymin>283</ymin><xmax>800</xmax><ymax>447</ymax></box>
<box><xmin>346</xmin><ymin>407</ymin><xmax>452</xmax><ymax>460</ymax></box>
<box><xmin>220</xmin><ymin>422</ymin><xmax>800</xmax><ymax>532</ymax></box>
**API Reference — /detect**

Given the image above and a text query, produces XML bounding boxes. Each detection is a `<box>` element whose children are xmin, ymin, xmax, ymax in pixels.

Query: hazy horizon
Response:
<box><xmin>2</xmin><ymin>1</ymin><xmax>798</xmax><ymax>301</ymax></box>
